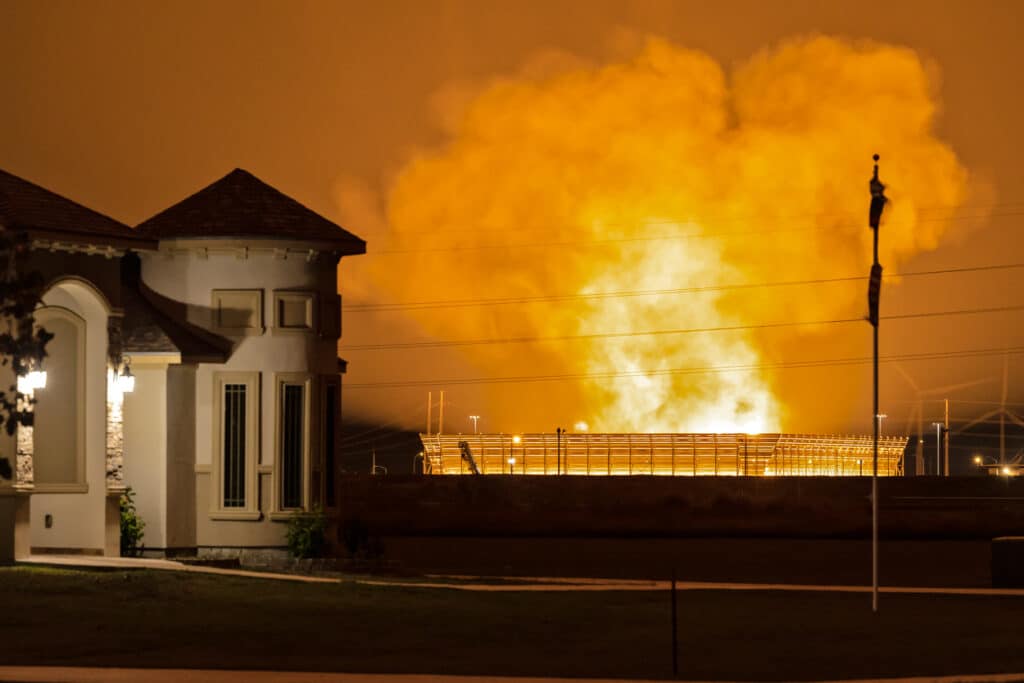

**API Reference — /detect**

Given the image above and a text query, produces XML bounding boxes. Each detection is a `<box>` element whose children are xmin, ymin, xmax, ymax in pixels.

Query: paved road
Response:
<box><xmin>19</xmin><ymin>556</ymin><xmax>1024</xmax><ymax>596</ymax></box>
<box><xmin>3</xmin><ymin>667</ymin><xmax>1024</xmax><ymax>683</ymax></box>
<box><xmin>19</xmin><ymin>555</ymin><xmax>338</xmax><ymax>583</ymax></box>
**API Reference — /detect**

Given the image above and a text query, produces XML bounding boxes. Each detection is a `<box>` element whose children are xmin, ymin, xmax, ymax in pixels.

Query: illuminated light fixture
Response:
<box><xmin>117</xmin><ymin>360</ymin><xmax>135</xmax><ymax>394</ymax></box>
<box><xmin>1002</xmin><ymin>466</ymin><xmax>1012</xmax><ymax>476</ymax></box>
<box><xmin>574</xmin><ymin>421</ymin><xmax>589</xmax><ymax>432</ymax></box>
<box><xmin>512</xmin><ymin>435</ymin><xmax>521</xmax><ymax>444</ymax></box>
<box><xmin>17</xmin><ymin>370</ymin><xmax>47</xmax><ymax>394</ymax></box>
<box><xmin>973</xmin><ymin>454</ymin><xmax>983</xmax><ymax>465</ymax></box>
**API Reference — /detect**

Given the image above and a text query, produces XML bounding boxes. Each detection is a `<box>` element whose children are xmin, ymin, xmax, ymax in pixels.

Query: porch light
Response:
<box><xmin>17</xmin><ymin>370</ymin><xmax>47</xmax><ymax>394</ymax></box>
<box><xmin>117</xmin><ymin>360</ymin><xmax>135</xmax><ymax>394</ymax></box>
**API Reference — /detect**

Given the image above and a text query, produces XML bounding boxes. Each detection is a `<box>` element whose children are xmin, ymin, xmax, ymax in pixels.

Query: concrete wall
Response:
<box><xmin>142</xmin><ymin>243</ymin><xmax>342</xmax><ymax>550</ymax></box>
<box><xmin>165</xmin><ymin>365</ymin><xmax>196</xmax><ymax>551</ymax></box>
<box><xmin>29</xmin><ymin>281</ymin><xmax>111</xmax><ymax>553</ymax></box>
<box><xmin>337</xmin><ymin>475</ymin><xmax>1024</xmax><ymax>540</ymax></box>
<box><xmin>123</xmin><ymin>363</ymin><xmax>168</xmax><ymax>550</ymax></box>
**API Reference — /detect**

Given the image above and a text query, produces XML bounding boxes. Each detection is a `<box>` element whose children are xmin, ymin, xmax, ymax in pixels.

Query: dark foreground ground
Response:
<box><xmin>3</xmin><ymin>566</ymin><xmax>1024</xmax><ymax>681</ymax></box>
<box><xmin>378</xmin><ymin>536</ymin><xmax>996</xmax><ymax>587</ymax></box>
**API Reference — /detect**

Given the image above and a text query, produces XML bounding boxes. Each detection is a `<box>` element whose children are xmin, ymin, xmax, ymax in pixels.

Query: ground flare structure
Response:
<box><xmin>419</xmin><ymin>433</ymin><xmax>907</xmax><ymax>477</ymax></box>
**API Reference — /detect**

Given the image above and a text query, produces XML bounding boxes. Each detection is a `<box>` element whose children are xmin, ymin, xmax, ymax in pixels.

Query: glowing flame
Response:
<box><xmin>355</xmin><ymin>36</ymin><xmax>968</xmax><ymax>433</ymax></box>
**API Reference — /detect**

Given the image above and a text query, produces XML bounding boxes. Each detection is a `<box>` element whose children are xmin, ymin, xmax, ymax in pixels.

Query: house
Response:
<box><xmin>0</xmin><ymin>168</ymin><xmax>365</xmax><ymax>561</ymax></box>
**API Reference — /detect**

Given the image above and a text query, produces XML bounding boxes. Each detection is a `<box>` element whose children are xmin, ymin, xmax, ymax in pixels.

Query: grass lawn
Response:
<box><xmin>2</xmin><ymin>566</ymin><xmax>1023</xmax><ymax>681</ymax></box>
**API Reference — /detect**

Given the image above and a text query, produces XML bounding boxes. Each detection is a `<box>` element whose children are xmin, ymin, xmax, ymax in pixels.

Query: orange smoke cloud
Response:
<box><xmin>357</xmin><ymin>35</ymin><xmax>967</xmax><ymax>433</ymax></box>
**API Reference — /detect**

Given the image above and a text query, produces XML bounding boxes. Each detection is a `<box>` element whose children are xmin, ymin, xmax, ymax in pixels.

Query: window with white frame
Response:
<box><xmin>273</xmin><ymin>290</ymin><xmax>317</xmax><ymax>334</ymax></box>
<box><xmin>211</xmin><ymin>289</ymin><xmax>263</xmax><ymax>335</ymax></box>
<box><xmin>213</xmin><ymin>372</ymin><xmax>260</xmax><ymax>518</ymax></box>
<box><xmin>275</xmin><ymin>374</ymin><xmax>312</xmax><ymax>511</ymax></box>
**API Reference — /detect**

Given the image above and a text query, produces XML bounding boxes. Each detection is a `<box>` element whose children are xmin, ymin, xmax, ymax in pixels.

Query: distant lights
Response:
<box><xmin>512</xmin><ymin>435</ymin><xmax>521</xmax><ymax>444</ymax></box>
<box><xmin>1002</xmin><ymin>466</ymin><xmax>1012</xmax><ymax>476</ymax></box>
<box><xmin>573</xmin><ymin>421</ymin><xmax>589</xmax><ymax>432</ymax></box>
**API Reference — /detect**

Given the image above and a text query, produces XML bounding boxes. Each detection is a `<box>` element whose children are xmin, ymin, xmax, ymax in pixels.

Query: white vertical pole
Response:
<box><xmin>438</xmin><ymin>390</ymin><xmax>445</xmax><ymax>435</ymax></box>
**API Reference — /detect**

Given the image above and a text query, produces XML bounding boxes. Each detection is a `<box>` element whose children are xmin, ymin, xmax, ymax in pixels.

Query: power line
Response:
<box><xmin>343</xmin><ymin>262</ymin><xmax>1024</xmax><ymax>313</ymax></box>
<box><xmin>344</xmin><ymin>344</ymin><xmax>1024</xmax><ymax>390</ymax></box>
<box><xmin>358</xmin><ymin>201</ymin><xmax>1024</xmax><ymax>240</ymax></box>
<box><xmin>344</xmin><ymin>303</ymin><xmax>1024</xmax><ymax>351</ymax></box>
<box><xmin>364</xmin><ymin>209</ymin><xmax>1024</xmax><ymax>256</ymax></box>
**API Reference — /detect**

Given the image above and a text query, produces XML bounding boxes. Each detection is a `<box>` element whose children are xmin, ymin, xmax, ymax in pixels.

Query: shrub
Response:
<box><xmin>119</xmin><ymin>487</ymin><xmax>146</xmax><ymax>557</ymax></box>
<box><xmin>286</xmin><ymin>506</ymin><xmax>327</xmax><ymax>559</ymax></box>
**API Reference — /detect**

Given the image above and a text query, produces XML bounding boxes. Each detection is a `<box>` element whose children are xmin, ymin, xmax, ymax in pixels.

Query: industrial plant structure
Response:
<box><xmin>419</xmin><ymin>433</ymin><xmax>907</xmax><ymax>477</ymax></box>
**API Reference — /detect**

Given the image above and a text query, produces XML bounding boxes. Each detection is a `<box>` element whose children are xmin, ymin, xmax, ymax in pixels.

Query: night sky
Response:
<box><xmin>2</xmin><ymin>1</ymin><xmax>1022</xmax><ymax>450</ymax></box>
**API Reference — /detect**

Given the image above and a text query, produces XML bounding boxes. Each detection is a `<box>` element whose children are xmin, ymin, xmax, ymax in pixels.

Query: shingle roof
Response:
<box><xmin>122</xmin><ymin>280</ymin><xmax>232</xmax><ymax>363</ymax></box>
<box><xmin>0</xmin><ymin>168</ymin><xmax>153</xmax><ymax>248</ymax></box>
<box><xmin>135</xmin><ymin>168</ymin><xmax>366</xmax><ymax>253</ymax></box>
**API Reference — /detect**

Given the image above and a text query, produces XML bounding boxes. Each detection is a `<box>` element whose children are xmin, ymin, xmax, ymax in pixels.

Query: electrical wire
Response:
<box><xmin>363</xmin><ymin>209</ymin><xmax>1024</xmax><ymax>256</ymax></box>
<box><xmin>343</xmin><ymin>262</ymin><xmax>1024</xmax><ymax>313</ymax></box>
<box><xmin>357</xmin><ymin>201</ymin><xmax>1024</xmax><ymax>240</ymax></box>
<box><xmin>344</xmin><ymin>343</ymin><xmax>1024</xmax><ymax>390</ymax></box>
<box><xmin>344</xmin><ymin>303</ymin><xmax>1024</xmax><ymax>351</ymax></box>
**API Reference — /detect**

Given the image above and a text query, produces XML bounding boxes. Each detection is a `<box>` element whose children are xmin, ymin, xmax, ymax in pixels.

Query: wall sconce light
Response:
<box><xmin>117</xmin><ymin>359</ymin><xmax>135</xmax><ymax>394</ymax></box>
<box><xmin>17</xmin><ymin>369</ymin><xmax>47</xmax><ymax>394</ymax></box>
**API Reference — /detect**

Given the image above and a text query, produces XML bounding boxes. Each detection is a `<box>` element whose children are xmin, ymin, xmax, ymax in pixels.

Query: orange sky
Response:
<box><xmin>1</xmin><ymin>0</ymin><xmax>1022</xmax><ymax>438</ymax></box>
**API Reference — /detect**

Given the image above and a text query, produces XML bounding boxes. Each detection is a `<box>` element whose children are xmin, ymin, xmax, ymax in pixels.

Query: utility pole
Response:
<box><xmin>438</xmin><ymin>390</ymin><xmax>445</xmax><ymax>435</ymax></box>
<box><xmin>933</xmin><ymin>422</ymin><xmax>943</xmax><ymax>475</ymax></box>
<box><xmin>557</xmin><ymin>427</ymin><xmax>563</xmax><ymax>475</ymax></box>
<box><xmin>944</xmin><ymin>399</ymin><xmax>950</xmax><ymax>477</ymax></box>
<box><xmin>867</xmin><ymin>153</ymin><xmax>887</xmax><ymax>613</ymax></box>
<box><xmin>426</xmin><ymin>391</ymin><xmax>432</xmax><ymax>437</ymax></box>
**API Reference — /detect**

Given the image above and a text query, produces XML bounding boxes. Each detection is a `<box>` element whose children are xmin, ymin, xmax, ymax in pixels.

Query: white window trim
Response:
<box><xmin>271</xmin><ymin>373</ymin><xmax>314</xmax><ymax>518</ymax></box>
<box><xmin>32</xmin><ymin>306</ymin><xmax>88</xmax><ymax>494</ymax></box>
<box><xmin>272</xmin><ymin>290</ymin><xmax>318</xmax><ymax>335</ymax></box>
<box><xmin>210</xmin><ymin>289</ymin><xmax>264</xmax><ymax>337</ymax></box>
<box><xmin>211</xmin><ymin>371</ymin><xmax>261</xmax><ymax>520</ymax></box>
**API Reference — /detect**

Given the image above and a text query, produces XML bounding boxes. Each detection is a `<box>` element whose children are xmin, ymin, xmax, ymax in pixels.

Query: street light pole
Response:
<box><xmin>867</xmin><ymin>153</ymin><xmax>887</xmax><ymax>614</ymax></box>
<box><xmin>933</xmin><ymin>422</ymin><xmax>943</xmax><ymax>476</ymax></box>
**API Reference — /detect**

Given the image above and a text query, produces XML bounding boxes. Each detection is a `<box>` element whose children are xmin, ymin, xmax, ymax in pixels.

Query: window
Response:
<box><xmin>281</xmin><ymin>384</ymin><xmax>304</xmax><ymax>508</ymax></box>
<box><xmin>222</xmin><ymin>383</ymin><xmax>247</xmax><ymax>508</ymax></box>
<box><xmin>273</xmin><ymin>291</ymin><xmax>316</xmax><ymax>334</ymax></box>
<box><xmin>211</xmin><ymin>289</ymin><xmax>263</xmax><ymax>335</ymax></box>
<box><xmin>274</xmin><ymin>374</ymin><xmax>312</xmax><ymax>513</ymax></box>
<box><xmin>212</xmin><ymin>372</ymin><xmax>260</xmax><ymax>519</ymax></box>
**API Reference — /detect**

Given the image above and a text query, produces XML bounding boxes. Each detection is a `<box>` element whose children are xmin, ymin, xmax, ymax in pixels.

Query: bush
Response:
<box><xmin>119</xmin><ymin>487</ymin><xmax>146</xmax><ymax>557</ymax></box>
<box><xmin>286</xmin><ymin>506</ymin><xmax>327</xmax><ymax>559</ymax></box>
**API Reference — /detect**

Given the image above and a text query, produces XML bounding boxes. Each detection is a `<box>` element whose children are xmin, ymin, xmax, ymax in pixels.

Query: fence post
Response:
<box><xmin>671</xmin><ymin>567</ymin><xmax>679</xmax><ymax>677</ymax></box>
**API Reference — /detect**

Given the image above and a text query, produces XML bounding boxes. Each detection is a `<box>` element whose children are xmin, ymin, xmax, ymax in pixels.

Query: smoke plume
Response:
<box><xmin>349</xmin><ymin>35</ymin><xmax>968</xmax><ymax>433</ymax></box>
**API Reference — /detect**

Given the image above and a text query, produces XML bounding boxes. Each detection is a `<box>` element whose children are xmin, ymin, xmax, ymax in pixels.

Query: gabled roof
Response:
<box><xmin>0</xmin><ymin>168</ymin><xmax>154</xmax><ymax>249</ymax></box>
<box><xmin>135</xmin><ymin>168</ymin><xmax>366</xmax><ymax>254</ymax></box>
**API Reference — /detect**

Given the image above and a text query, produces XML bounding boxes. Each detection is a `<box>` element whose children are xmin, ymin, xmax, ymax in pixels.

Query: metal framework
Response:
<box><xmin>419</xmin><ymin>433</ymin><xmax>907</xmax><ymax>477</ymax></box>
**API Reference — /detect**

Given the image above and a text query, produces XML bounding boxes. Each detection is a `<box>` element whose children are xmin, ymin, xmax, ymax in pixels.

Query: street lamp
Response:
<box><xmin>932</xmin><ymin>422</ymin><xmax>944</xmax><ymax>476</ymax></box>
<box><xmin>469</xmin><ymin>415</ymin><xmax>480</xmax><ymax>434</ymax></box>
<box><xmin>511</xmin><ymin>435</ymin><xmax>521</xmax><ymax>474</ymax></box>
